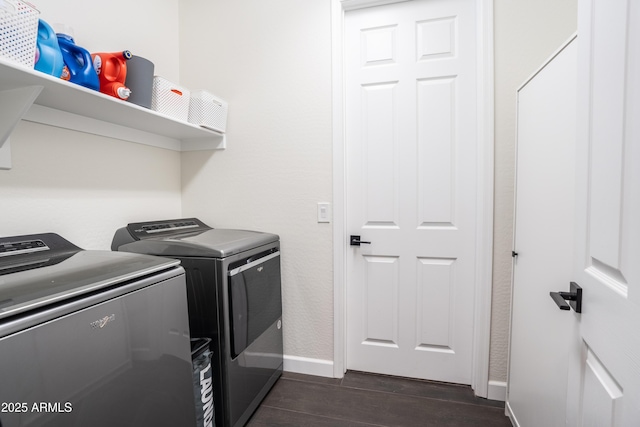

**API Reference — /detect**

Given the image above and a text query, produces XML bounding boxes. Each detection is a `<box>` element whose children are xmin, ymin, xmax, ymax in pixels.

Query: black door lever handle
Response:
<box><xmin>550</xmin><ymin>282</ymin><xmax>582</xmax><ymax>313</ymax></box>
<box><xmin>550</xmin><ymin>292</ymin><xmax>571</xmax><ymax>310</ymax></box>
<box><xmin>350</xmin><ymin>235</ymin><xmax>371</xmax><ymax>246</ymax></box>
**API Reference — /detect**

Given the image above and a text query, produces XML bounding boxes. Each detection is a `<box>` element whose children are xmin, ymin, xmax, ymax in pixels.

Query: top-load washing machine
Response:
<box><xmin>0</xmin><ymin>232</ymin><xmax>197</xmax><ymax>427</ymax></box>
<box><xmin>111</xmin><ymin>218</ymin><xmax>283</xmax><ymax>427</ymax></box>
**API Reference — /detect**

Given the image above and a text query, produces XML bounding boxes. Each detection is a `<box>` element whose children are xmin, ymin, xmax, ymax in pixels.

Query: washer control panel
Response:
<box><xmin>0</xmin><ymin>239</ymin><xmax>49</xmax><ymax>257</ymax></box>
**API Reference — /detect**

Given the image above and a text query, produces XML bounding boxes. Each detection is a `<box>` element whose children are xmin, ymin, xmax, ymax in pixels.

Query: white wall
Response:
<box><xmin>0</xmin><ymin>123</ymin><xmax>182</xmax><ymax>249</ymax></box>
<box><xmin>0</xmin><ymin>0</ymin><xmax>183</xmax><ymax>249</ymax></box>
<box><xmin>179</xmin><ymin>0</ymin><xmax>334</xmax><ymax>362</ymax></box>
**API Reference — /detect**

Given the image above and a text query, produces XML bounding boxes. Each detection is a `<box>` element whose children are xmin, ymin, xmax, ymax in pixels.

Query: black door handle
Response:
<box><xmin>550</xmin><ymin>282</ymin><xmax>582</xmax><ymax>313</ymax></box>
<box><xmin>350</xmin><ymin>235</ymin><xmax>371</xmax><ymax>246</ymax></box>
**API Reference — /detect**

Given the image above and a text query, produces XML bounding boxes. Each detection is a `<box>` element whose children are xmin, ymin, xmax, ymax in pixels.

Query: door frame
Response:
<box><xmin>331</xmin><ymin>0</ymin><xmax>495</xmax><ymax>397</ymax></box>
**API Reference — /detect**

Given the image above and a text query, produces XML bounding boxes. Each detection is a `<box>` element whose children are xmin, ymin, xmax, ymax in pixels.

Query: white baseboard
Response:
<box><xmin>487</xmin><ymin>380</ymin><xmax>507</xmax><ymax>402</ymax></box>
<box><xmin>283</xmin><ymin>356</ymin><xmax>507</xmax><ymax>400</ymax></box>
<box><xmin>283</xmin><ymin>355</ymin><xmax>335</xmax><ymax>378</ymax></box>
<box><xmin>505</xmin><ymin>400</ymin><xmax>520</xmax><ymax>427</ymax></box>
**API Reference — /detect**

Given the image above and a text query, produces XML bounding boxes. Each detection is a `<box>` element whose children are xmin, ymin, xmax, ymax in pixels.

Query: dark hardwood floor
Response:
<box><xmin>247</xmin><ymin>371</ymin><xmax>512</xmax><ymax>427</ymax></box>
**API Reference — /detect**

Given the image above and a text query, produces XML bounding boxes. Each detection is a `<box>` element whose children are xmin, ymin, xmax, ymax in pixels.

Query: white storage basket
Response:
<box><xmin>188</xmin><ymin>90</ymin><xmax>228</xmax><ymax>133</ymax></box>
<box><xmin>151</xmin><ymin>76</ymin><xmax>190</xmax><ymax>121</ymax></box>
<box><xmin>0</xmin><ymin>0</ymin><xmax>39</xmax><ymax>68</ymax></box>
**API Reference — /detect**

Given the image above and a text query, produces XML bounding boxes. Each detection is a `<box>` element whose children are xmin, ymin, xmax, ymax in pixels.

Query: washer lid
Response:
<box><xmin>0</xmin><ymin>234</ymin><xmax>180</xmax><ymax>321</ymax></box>
<box><xmin>119</xmin><ymin>228</ymin><xmax>279</xmax><ymax>258</ymax></box>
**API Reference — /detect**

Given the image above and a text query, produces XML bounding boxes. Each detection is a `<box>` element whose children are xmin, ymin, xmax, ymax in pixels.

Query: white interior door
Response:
<box><xmin>566</xmin><ymin>0</ymin><xmax>640</xmax><ymax>425</ymax></box>
<box><xmin>506</xmin><ymin>37</ymin><xmax>577</xmax><ymax>426</ymax></box>
<box><xmin>345</xmin><ymin>0</ymin><xmax>478</xmax><ymax>384</ymax></box>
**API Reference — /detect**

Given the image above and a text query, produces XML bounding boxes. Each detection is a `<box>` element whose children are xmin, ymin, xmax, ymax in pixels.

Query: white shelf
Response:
<box><xmin>0</xmin><ymin>57</ymin><xmax>225</xmax><ymax>168</ymax></box>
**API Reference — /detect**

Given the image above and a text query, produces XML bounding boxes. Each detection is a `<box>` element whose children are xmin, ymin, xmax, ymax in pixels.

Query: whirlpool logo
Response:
<box><xmin>90</xmin><ymin>314</ymin><xmax>116</xmax><ymax>330</ymax></box>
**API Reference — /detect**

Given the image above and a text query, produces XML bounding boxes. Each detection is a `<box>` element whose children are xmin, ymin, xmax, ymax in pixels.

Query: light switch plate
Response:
<box><xmin>317</xmin><ymin>202</ymin><xmax>331</xmax><ymax>223</ymax></box>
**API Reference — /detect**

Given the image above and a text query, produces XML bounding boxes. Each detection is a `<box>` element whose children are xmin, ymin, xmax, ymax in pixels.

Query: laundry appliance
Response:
<box><xmin>112</xmin><ymin>218</ymin><xmax>283</xmax><ymax>427</ymax></box>
<box><xmin>0</xmin><ymin>233</ymin><xmax>197</xmax><ymax>427</ymax></box>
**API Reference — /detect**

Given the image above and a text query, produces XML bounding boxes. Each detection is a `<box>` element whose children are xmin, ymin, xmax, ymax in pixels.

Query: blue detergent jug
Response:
<box><xmin>34</xmin><ymin>20</ymin><xmax>64</xmax><ymax>78</ymax></box>
<box><xmin>56</xmin><ymin>33</ymin><xmax>100</xmax><ymax>91</ymax></box>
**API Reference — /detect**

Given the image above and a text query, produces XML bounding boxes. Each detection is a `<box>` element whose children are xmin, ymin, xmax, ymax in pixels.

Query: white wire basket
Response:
<box><xmin>151</xmin><ymin>76</ymin><xmax>191</xmax><ymax>121</ymax></box>
<box><xmin>188</xmin><ymin>90</ymin><xmax>228</xmax><ymax>133</ymax></box>
<box><xmin>0</xmin><ymin>0</ymin><xmax>39</xmax><ymax>68</ymax></box>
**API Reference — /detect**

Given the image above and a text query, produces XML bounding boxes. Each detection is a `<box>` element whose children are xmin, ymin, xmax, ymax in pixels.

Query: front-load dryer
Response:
<box><xmin>112</xmin><ymin>218</ymin><xmax>283</xmax><ymax>427</ymax></box>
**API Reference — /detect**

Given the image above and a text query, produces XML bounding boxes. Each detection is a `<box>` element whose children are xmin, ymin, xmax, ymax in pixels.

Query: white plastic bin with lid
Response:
<box><xmin>151</xmin><ymin>76</ymin><xmax>191</xmax><ymax>121</ymax></box>
<box><xmin>188</xmin><ymin>90</ymin><xmax>228</xmax><ymax>133</ymax></box>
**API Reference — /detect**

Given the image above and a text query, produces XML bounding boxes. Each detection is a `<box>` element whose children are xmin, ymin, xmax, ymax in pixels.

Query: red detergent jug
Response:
<box><xmin>92</xmin><ymin>50</ymin><xmax>133</xmax><ymax>100</ymax></box>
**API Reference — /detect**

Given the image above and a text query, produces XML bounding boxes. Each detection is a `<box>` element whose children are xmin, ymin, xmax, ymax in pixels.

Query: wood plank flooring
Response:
<box><xmin>247</xmin><ymin>371</ymin><xmax>512</xmax><ymax>427</ymax></box>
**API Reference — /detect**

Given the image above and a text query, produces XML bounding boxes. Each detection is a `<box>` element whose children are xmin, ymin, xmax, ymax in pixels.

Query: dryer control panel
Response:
<box><xmin>135</xmin><ymin>219</ymin><xmax>204</xmax><ymax>235</ymax></box>
<box><xmin>111</xmin><ymin>218</ymin><xmax>212</xmax><ymax>249</ymax></box>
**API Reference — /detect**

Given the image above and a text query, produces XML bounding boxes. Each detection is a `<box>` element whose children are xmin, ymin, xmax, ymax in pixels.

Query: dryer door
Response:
<box><xmin>228</xmin><ymin>250</ymin><xmax>281</xmax><ymax>358</ymax></box>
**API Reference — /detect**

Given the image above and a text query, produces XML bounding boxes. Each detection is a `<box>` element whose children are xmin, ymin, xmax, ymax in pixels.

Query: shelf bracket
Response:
<box><xmin>181</xmin><ymin>133</ymin><xmax>226</xmax><ymax>151</ymax></box>
<box><xmin>0</xmin><ymin>85</ymin><xmax>43</xmax><ymax>170</ymax></box>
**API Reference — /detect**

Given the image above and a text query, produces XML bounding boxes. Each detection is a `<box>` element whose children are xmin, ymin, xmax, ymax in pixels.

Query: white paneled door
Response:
<box><xmin>566</xmin><ymin>0</ymin><xmax>640</xmax><ymax>424</ymax></box>
<box><xmin>345</xmin><ymin>0</ymin><xmax>477</xmax><ymax>384</ymax></box>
